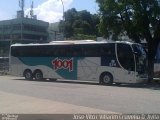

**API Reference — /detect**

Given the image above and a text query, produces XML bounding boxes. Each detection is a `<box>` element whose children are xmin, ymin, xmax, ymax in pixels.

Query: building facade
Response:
<box><xmin>0</xmin><ymin>17</ymin><xmax>49</xmax><ymax>43</ymax></box>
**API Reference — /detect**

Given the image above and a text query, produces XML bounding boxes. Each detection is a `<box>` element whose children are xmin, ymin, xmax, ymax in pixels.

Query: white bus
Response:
<box><xmin>10</xmin><ymin>41</ymin><xmax>148</xmax><ymax>84</ymax></box>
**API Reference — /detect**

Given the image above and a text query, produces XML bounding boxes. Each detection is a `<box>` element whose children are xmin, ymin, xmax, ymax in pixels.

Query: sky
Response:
<box><xmin>0</xmin><ymin>0</ymin><xmax>98</xmax><ymax>23</ymax></box>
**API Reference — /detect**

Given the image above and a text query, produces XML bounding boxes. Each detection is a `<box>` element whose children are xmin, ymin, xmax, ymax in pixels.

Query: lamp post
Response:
<box><xmin>59</xmin><ymin>0</ymin><xmax>65</xmax><ymax>40</ymax></box>
<box><xmin>60</xmin><ymin>0</ymin><xmax>64</xmax><ymax>21</ymax></box>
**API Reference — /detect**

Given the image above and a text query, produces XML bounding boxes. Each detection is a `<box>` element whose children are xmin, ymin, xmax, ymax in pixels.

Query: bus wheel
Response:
<box><xmin>24</xmin><ymin>70</ymin><xmax>33</xmax><ymax>80</ymax></box>
<box><xmin>34</xmin><ymin>70</ymin><xmax>43</xmax><ymax>80</ymax></box>
<box><xmin>100</xmin><ymin>72</ymin><xmax>113</xmax><ymax>85</ymax></box>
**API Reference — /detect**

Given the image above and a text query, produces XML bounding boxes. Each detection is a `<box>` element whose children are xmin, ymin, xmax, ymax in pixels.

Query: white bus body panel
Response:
<box><xmin>10</xmin><ymin>56</ymin><xmax>138</xmax><ymax>83</ymax></box>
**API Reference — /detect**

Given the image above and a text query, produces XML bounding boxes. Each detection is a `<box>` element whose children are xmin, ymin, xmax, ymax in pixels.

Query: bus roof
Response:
<box><xmin>50</xmin><ymin>40</ymin><xmax>95</xmax><ymax>43</ymax></box>
<box><xmin>11</xmin><ymin>40</ymin><xmax>136</xmax><ymax>47</ymax></box>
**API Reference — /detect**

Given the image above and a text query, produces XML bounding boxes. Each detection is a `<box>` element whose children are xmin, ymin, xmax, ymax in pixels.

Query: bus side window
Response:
<box><xmin>65</xmin><ymin>46</ymin><xmax>72</xmax><ymax>57</ymax></box>
<box><xmin>101</xmin><ymin>44</ymin><xmax>115</xmax><ymax>57</ymax></box>
<box><xmin>82</xmin><ymin>45</ymin><xmax>99</xmax><ymax>57</ymax></box>
<box><xmin>101</xmin><ymin>47</ymin><xmax>111</xmax><ymax>56</ymax></box>
<box><xmin>71</xmin><ymin>46</ymin><xmax>80</xmax><ymax>57</ymax></box>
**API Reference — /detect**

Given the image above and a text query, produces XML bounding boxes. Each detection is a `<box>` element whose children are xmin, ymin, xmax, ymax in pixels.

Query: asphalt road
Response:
<box><xmin>0</xmin><ymin>76</ymin><xmax>160</xmax><ymax>114</ymax></box>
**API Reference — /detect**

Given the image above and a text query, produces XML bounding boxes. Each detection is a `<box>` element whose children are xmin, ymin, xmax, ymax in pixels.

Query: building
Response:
<box><xmin>0</xmin><ymin>17</ymin><xmax>49</xmax><ymax>43</ymax></box>
<box><xmin>0</xmin><ymin>9</ymin><xmax>49</xmax><ymax>57</ymax></box>
<box><xmin>48</xmin><ymin>22</ymin><xmax>64</xmax><ymax>41</ymax></box>
<box><xmin>0</xmin><ymin>0</ymin><xmax>50</xmax><ymax>72</ymax></box>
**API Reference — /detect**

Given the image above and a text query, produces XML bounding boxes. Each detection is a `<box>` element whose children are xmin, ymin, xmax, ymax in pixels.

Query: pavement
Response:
<box><xmin>1</xmin><ymin>75</ymin><xmax>160</xmax><ymax>115</ymax></box>
<box><xmin>0</xmin><ymin>91</ymin><xmax>117</xmax><ymax>114</ymax></box>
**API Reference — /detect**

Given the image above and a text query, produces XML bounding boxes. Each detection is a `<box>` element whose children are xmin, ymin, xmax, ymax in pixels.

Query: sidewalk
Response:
<box><xmin>0</xmin><ymin>91</ymin><xmax>116</xmax><ymax>114</ymax></box>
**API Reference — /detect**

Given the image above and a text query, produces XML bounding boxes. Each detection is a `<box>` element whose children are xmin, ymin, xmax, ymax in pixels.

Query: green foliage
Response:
<box><xmin>59</xmin><ymin>8</ymin><xmax>100</xmax><ymax>39</ymax></box>
<box><xmin>72</xmin><ymin>34</ymin><xmax>96</xmax><ymax>40</ymax></box>
<box><xmin>96</xmin><ymin>0</ymin><xmax>160</xmax><ymax>42</ymax></box>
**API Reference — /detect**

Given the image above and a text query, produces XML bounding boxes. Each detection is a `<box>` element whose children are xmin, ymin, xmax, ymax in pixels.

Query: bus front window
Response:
<box><xmin>132</xmin><ymin>44</ymin><xmax>147</xmax><ymax>74</ymax></box>
<box><xmin>117</xmin><ymin>43</ymin><xmax>135</xmax><ymax>71</ymax></box>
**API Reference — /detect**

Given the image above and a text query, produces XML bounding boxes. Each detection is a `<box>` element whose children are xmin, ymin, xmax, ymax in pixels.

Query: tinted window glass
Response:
<box><xmin>11</xmin><ymin>43</ymin><xmax>115</xmax><ymax>57</ymax></box>
<box><xmin>117</xmin><ymin>43</ymin><xmax>135</xmax><ymax>71</ymax></box>
<box><xmin>100</xmin><ymin>43</ymin><xmax>115</xmax><ymax>57</ymax></box>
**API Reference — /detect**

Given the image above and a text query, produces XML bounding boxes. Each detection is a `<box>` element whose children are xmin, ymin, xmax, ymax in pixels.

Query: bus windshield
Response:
<box><xmin>132</xmin><ymin>44</ymin><xmax>147</xmax><ymax>74</ymax></box>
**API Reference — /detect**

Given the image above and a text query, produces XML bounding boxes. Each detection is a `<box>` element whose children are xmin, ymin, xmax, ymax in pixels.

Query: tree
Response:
<box><xmin>59</xmin><ymin>8</ymin><xmax>100</xmax><ymax>39</ymax></box>
<box><xmin>59</xmin><ymin>8</ymin><xmax>77</xmax><ymax>37</ymax></box>
<box><xmin>96</xmin><ymin>0</ymin><xmax>160</xmax><ymax>81</ymax></box>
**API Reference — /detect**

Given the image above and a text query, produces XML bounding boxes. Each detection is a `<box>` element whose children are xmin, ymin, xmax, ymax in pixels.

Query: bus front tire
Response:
<box><xmin>24</xmin><ymin>70</ymin><xmax>33</xmax><ymax>80</ymax></box>
<box><xmin>34</xmin><ymin>70</ymin><xmax>43</xmax><ymax>80</ymax></box>
<box><xmin>100</xmin><ymin>72</ymin><xmax>113</xmax><ymax>85</ymax></box>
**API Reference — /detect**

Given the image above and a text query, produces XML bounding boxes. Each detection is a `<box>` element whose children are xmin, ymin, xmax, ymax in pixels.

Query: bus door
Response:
<box><xmin>116</xmin><ymin>43</ymin><xmax>136</xmax><ymax>83</ymax></box>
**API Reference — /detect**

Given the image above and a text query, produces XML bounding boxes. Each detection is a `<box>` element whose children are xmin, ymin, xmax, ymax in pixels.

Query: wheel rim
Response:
<box><xmin>35</xmin><ymin>72</ymin><xmax>43</xmax><ymax>80</ymax></box>
<box><xmin>24</xmin><ymin>71</ymin><xmax>32</xmax><ymax>80</ymax></box>
<box><xmin>26</xmin><ymin>73</ymin><xmax>31</xmax><ymax>79</ymax></box>
<box><xmin>103</xmin><ymin>75</ymin><xmax>111</xmax><ymax>83</ymax></box>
